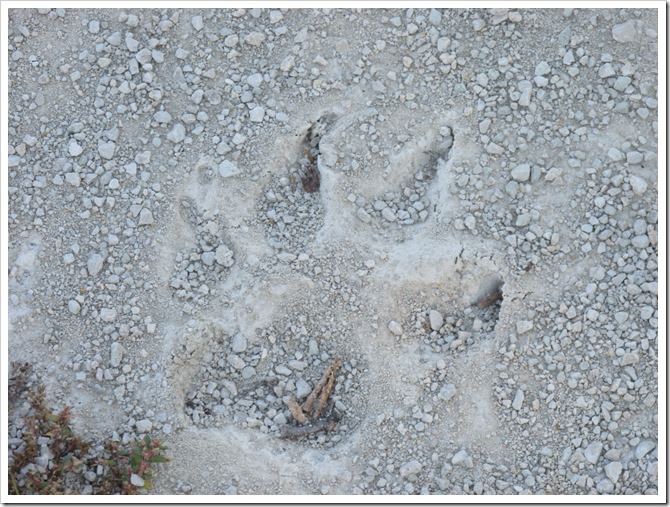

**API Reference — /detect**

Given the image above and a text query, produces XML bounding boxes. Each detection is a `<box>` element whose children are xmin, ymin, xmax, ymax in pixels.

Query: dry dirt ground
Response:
<box><xmin>6</xmin><ymin>6</ymin><xmax>661</xmax><ymax>497</ymax></box>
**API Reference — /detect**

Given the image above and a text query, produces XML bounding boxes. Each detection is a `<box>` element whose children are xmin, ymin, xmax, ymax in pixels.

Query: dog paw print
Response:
<box><xmin>257</xmin><ymin>117</ymin><xmax>333</xmax><ymax>252</ymax></box>
<box><xmin>168</xmin><ymin>197</ymin><xmax>235</xmax><ymax>311</ymax></box>
<box><xmin>354</xmin><ymin>126</ymin><xmax>454</xmax><ymax>227</ymax></box>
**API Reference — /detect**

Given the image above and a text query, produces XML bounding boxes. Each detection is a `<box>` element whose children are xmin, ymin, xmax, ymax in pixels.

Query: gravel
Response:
<box><xmin>6</xmin><ymin>6</ymin><xmax>659</xmax><ymax>498</ymax></box>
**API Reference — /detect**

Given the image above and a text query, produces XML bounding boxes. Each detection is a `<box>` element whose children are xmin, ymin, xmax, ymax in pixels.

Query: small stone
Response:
<box><xmin>231</xmin><ymin>334</ymin><xmax>247</xmax><ymax>353</ymax></box>
<box><xmin>629</xmin><ymin>175</ymin><xmax>648</xmax><ymax>195</ymax></box>
<box><xmin>388</xmin><ymin>321</ymin><xmax>403</xmax><ymax>336</ymax></box>
<box><xmin>218</xmin><ymin>160</ymin><xmax>240</xmax><ymax>178</ymax></box>
<box><xmin>68</xmin><ymin>300</ymin><xmax>81</xmax><ymax>314</ymax></box>
<box><xmin>110</xmin><ymin>342</ymin><xmax>124</xmax><ymax>367</ymax></box>
<box><xmin>107</xmin><ymin>32</ymin><xmax>121</xmax><ymax>46</ymax></box>
<box><xmin>400</xmin><ymin>460</ymin><xmax>422</xmax><ymax>478</ymax></box>
<box><xmin>631</xmin><ymin>235</ymin><xmax>649</xmax><ymax>249</ymax></box>
<box><xmin>296</xmin><ymin>378</ymin><xmax>311</xmax><ymax>399</ymax></box>
<box><xmin>429</xmin><ymin>9</ymin><xmax>442</xmax><ymax>25</ymax></box>
<box><xmin>275</xmin><ymin>364</ymin><xmax>291</xmax><ymax>376</ymax></box>
<box><xmin>215</xmin><ymin>245</ymin><xmax>234</xmax><ymax>267</ymax></box>
<box><xmin>241</xmin><ymin>366</ymin><xmax>256</xmax><ymax>380</ymax></box>
<box><xmin>138</xmin><ymin>208</ymin><xmax>154</xmax><ymax>226</ymax></box>
<box><xmin>88</xmin><ymin>20</ymin><xmax>100</xmax><ymax>34</ymax></box>
<box><xmin>356</xmin><ymin>208</ymin><xmax>371</xmax><ymax>223</ymax></box>
<box><xmin>613</xmin><ymin>76</ymin><xmax>632</xmax><ymax>92</ymax></box>
<box><xmin>100</xmin><ymin>308</ymin><xmax>117</xmax><ymax>322</ymax></box>
<box><xmin>249</xmin><ymin>106</ymin><xmax>265</xmax><ymax>122</ymax></box>
<box><xmin>87</xmin><ymin>253</ymin><xmax>104</xmax><ymax>276</ymax></box>
<box><xmin>98</xmin><ymin>142</ymin><xmax>116</xmax><ymax>160</ymax></box>
<box><xmin>608</xmin><ymin>148</ymin><xmax>623</xmax><ymax>161</ymax></box>
<box><xmin>626</xmin><ymin>151</ymin><xmax>643</xmax><ymax>165</ymax></box>
<box><xmin>381</xmin><ymin>207</ymin><xmax>397</xmax><ymax>222</ymax></box>
<box><xmin>269</xmin><ymin>10</ymin><xmax>283</xmax><ymax>23</ymax></box>
<box><xmin>438</xmin><ymin>383</ymin><xmax>456</xmax><ymax>402</ymax></box>
<box><xmin>247</xmin><ymin>73</ymin><xmax>263</xmax><ymax>88</ymax></box>
<box><xmin>135</xmin><ymin>149</ymin><xmax>151</xmax><ymax>165</ymax></box>
<box><xmin>200</xmin><ymin>251</ymin><xmax>215</xmax><ymax>266</ymax></box>
<box><xmin>65</xmin><ymin>172</ymin><xmax>81</xmax><ymax>187</ymax></box>
<box><xmin>8</xmin><ymin>155</ymin><xmax>21</xmax><ymax>167</ymax></box>
<box><xmin>451</xmin><ymin>450</ymin><xmax>470</xmax><ymax>466</ymax></box>
<box><xmin>612</xmin><ymin>20</ymin><xmax>637</xmax><ymax>43</ymax></box>
<box><xmin>511</xmin><ymin>164</ymin><xmax>531</xmax><ymax>182</ymax></box>
<box><xmin>584</xmin><ymin>441</ymin><xmax>603</xmax><ymax>464</ymax></box>
<box><xmin>635</xmin><ymin>440</ymin><xmax>656</xmax><ymax>459</ymax></box>
<box><xmin>224</xmin><ymin>34</ymin><xmax>238</xmax><ymax>48</ymax></box>
<box><xmin>429</xmin><ymin>310</ymin><xmax>444</xmax><ymax>331</ymax></box>
<box><xmin>244</xmin><ymin>32</ymin><xmax>266</xmax><ymax>46</ymax></box>
<box><xmin>68</xmin><ymin>141</ymin><xmax>83</xmax><ymax>156</ymax></box>
<box><xmin>280</xmin><ymin>55</ymin><xmax>295</xmax><ymax>72</ymax></box>
<box><xmin>620</xmin><ymin>352</ymin><xmax>639</xmax><ymax>366</ymax></box>
<box><xmin>191</xmin><ymin>15</ymin><xmax>204</xmax><ymax>31</ymax></box>
<box><xmin>512</xmin><ymin>389</ymin><xmax>525</xmax><ymax>410</ymax></box>
<box><xmin>167</xmin><ymin>124</ymin><xmax>186</xmax><ymax>143</ymax></box>
<box><xmin>136</xmin><ymin>419</ymin><xmax>153</xmax><ymax>433</ymax></box>
<box><xmin>605</xmin><ymin>462</ymin><xmax>623</xmax><ymax>483</ymax></box>
<box><xmin>598</xmin><ymin>63</ymin><xmax>616</xmax><ymax>79</ymax></box>
<box><xmin>534</xmin><ymin>61</ymin><xmax>551</xmax><ymax>76</ymax></box>
<box><xmin>472</xmin><ymin>19</ymin><xmax>486</xmax><ymax>31</ymax></box>
<box><xmin>154</xmin><ymin>111</ymin><xmax>172</xmax><ymax>123</ymax></box>
<box><xmin>227</xmin><ymin>354</ymin><xmax>246</xmax><ymax>370</ymax></box>
<box><xmin>130</xmin><ymin>474</ymin><xmax>145</xmax><ymax>487</ymax></box>
<box><xmin>516</xmin><ymin>320</ymin><xmax>533</xmax><ymax>334</ymax></box>
<box><xmin>596</xmin><ymin>478</ymin><xmax>614</xmax><ymax>494</ymax></box>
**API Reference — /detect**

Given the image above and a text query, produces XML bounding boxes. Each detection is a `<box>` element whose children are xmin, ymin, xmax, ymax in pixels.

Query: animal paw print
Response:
<box><xmin>258</xmin><ymin>117</ymin><xmax>333</xmax><ymax>251</ymax></box>
<box><xmin>356</xmin><ymin>126</ymin><xmax>454</xmax><ymax>227</ymax></box>
<box><xmin>168</xmin><ymin>197</ymin><xmax>235</xmax><ymax>311</ymax></box>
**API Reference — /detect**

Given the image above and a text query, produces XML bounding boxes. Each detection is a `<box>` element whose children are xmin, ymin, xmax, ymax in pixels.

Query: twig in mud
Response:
<box><xmin>302</xmin><ymin>359</ymin><xmax>342</xmax><ymax>417</ymax></box>
<box><xmin>287</xmin><ymin>397</ymin><xmax>308</xmax><ymax>425</ymax></box>
<box><xmin>474</xmin><ymin>288</ymin><xmax>503</xmax><ymax>309</ymax></box>
<box><xmin>313</xmin><ymin>364</ymin><xmax>338</xmax><ymax>420</ymax></box>
<box><xmin>279</xmin><ymin>408</ymin><xmax>342</xmax><ymax>440</ymax></box>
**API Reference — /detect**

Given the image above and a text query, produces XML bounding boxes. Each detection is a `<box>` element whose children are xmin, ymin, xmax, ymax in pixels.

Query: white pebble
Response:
<box><xmin>215</xmin><ymin>245</ymin><xmax>235</xmax><ymax>267</ymax></box>
<box><xmin>429</xmin><ymin>310</ymin><xmax>444</xmax><ymax>331</ymax></box>
<box><xmin>68</xmin><ymin>141</ymin><xmax>83</xmax><ymax>156</ymax></box>
<box><xmin>612</xmin><ymin>20</ymin><xmax>637</xmax><ymax>43</ymax></box>
<box><xmin>628</xmin><ymin>175</ymin><xmax>648</xmax><ymax>195</ymax></box>
<box><xmin>605</xmin><ymin>462</ymin><xmax>623</xmax><ymax>483</ymax></box>
<box><xmin>388</xmin><ymin>321</ymin><xmax>403</xmax><ymax>336</ymax></box>
<box><xmin>399</xmin><ymin>460</ymin><xmax>422</xmax><ymax>477</ymax></box>
<box><xmin>191</xmin><ymin>15</ymin><xmax>204</xmax><ymax>31</ymax></box>
<box><xmin>438</xmin><ymin>383</ymin><xmax>456</xmax><ymax>402</ymax></box>
<box><xmin>110</xmin><ymin>342</ymin><xmax>124</xmax><ymax>367</ymax></box>
<box><xmin>167</xmin><ymin>124</ymin><xmax>186</xmax><ymax>143</ymax></box>
<box><xmin>68</xmin><ymin>300</ymin><xmax>81</xmax><ymax>314</ymax></box>
<box><xmin>87</xmin><ymin>253</ymin><xmax>104</xmax><ymax>276</ymax></box>
<box><xmin>100</xmin><ymin>308</ymin><xmax>117</xmax><ymax>322</ymax></box>
<box><xmin>511</xmin><ymin>164</ymin><xmax>531</xmax><ymax>182</ymax></box>
<box><xmin>98</xmin><ymin>141</ymin><xmax>116</xmax><ymax>160</ymax></box>
<box><xmin>219</xmin><ymin>160</ymin><xmax>240</xmax><ymax>178</ymax></box>
<box><xmin>249</xmin><ymin>106</ymin><xmax>265</xmax><ymax>122</ymax></box>
<box><xmin>584</xmin><ymin>441</ymin><xmax>603</xmax><ymax>464</ymax></box>
<box><xmin>138</xmin><ymin>208</ymin><xmax>154</xmax><ymax>226</ymax></box>
<box><xmin>635</xmin><ymin>440</ymin><xmax>656</xmax><ymax>459</ymax></box>
<box><xmin>512</xmin><ymin>389</ymin><xmax>525</xmax><ymax>410</ymax></box>
<box><xmin>516</xmin><ymin>320</ymin><xmax>533</xmax><ymax>334</ymax></box>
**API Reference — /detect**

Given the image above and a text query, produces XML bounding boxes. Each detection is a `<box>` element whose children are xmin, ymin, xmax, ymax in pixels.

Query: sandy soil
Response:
<box><xmin>6</xmin><ymin>6</ymin><xmax>661</xmax><ymax>497</ymax></box>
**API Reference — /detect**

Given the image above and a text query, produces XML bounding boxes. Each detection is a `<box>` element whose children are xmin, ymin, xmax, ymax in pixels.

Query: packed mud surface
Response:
<box><xmin>7</xmin><ymin>7</ymin><xmax>659</xmax><ymax>496</ymax></box>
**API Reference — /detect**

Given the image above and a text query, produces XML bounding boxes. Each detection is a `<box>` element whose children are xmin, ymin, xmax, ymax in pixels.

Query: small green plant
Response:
<box><xmin>8</xmin><ymin>382</ymin><xmax>169</xmax><ymax>495</ymax></box>
<box><xmin>96</xmin><ymin>436</ymin><xmax>169</xmax><ymax>494</ymax></box>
